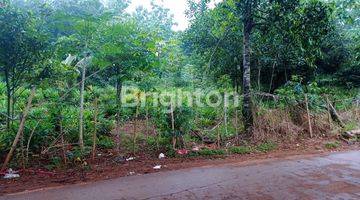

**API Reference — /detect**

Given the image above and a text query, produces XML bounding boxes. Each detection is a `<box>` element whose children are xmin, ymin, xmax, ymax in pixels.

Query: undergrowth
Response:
<box><xmin>256</xmin><ymin>141</ymin><xmax>278</xmax><ymax>152</ymax></box>
<box><xmin>228</xmin><ymin>146</ymin><xmax>252</xmax><ymax>154</ymax></box>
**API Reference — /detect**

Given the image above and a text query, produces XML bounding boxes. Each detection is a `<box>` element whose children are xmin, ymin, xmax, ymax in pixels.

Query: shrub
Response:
<box><xmin>229</xmin><ymin>146</ymin><xmax>252</xmax><ymax>155</ymax></box>
<box><xmin>70</xmin><ymin>147</ymin><xmax>92</xmax><ymax>159</ymax></box>
<box><xmin>197</xmin><ymin>148</ymin><xmax>226</xmax><ymax>156</ymax></box>
<box><xmin>256</xmin><ymin>141</ymin><xmax>277</xmax><ymax>152</ymax></box>
<box><xmin>45</xmin><ymin>156</ymin><xmax>63</xmax><ymax>170</ymax></box>
<box><xmin>98</xmin><ymin>136</ymin><xmax>115</xmax><ymax>149</ymax></box>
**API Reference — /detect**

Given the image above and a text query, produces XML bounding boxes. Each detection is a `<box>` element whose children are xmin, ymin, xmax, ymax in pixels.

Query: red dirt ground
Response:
<box><xmin>0</xmin><ymin>139</ymin><xmax>359</xmax><ymax>195</ymax></box>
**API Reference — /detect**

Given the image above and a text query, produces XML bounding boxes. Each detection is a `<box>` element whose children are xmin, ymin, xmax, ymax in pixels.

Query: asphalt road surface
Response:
<box><xmin>2</xmin><ymin>151</ymin><xmax>360</xmax><ymax>200</ymax></box>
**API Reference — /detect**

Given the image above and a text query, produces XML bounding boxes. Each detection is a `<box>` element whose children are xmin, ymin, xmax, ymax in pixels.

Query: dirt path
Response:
<box><xmin>2</xmin><ymin>150</ymin><xmax>359</xmax><ymax>200</ymax></box>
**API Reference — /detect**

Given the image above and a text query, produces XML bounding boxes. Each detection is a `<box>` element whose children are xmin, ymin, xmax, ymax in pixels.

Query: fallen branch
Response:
<box><xmin>342</xmin><ymin>129</ymin><xmax>360</xmax><ymax>139</ymax></box>
<box><xmin>254</xmin><ymin>92</ymin><xmax>279</xmax><ymax>101</ymax></box>
<box><xmin>204</xmin><ymin>121</ymin><xmax>223</xmax><ymax>132</ymax></box>
<box><xmin>41</xmin><ymin>134</ymin><xmax>63</xmax><ymax>155</ymax></box>
<box><xmin>1</xmin><ymin>87</ymin><xmax>36</xmax><ymax>172</ymax></box>
<box><xmin>42</xmin><ymin>143</ymin><xmax>79</xmax><ymax>155</ymax></box>
<box><xmin>325</xmin><ymin>96</ymin><xmax>345</xmax><ymax>128</ymax></box>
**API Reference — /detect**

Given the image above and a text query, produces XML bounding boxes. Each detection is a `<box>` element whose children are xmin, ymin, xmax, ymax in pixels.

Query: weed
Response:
<box><xmin>256</xmin><ymin>141</ymin><xmax>277</xmax><ymax>152</ymax></box>
<box><xmin>344</xmin><ymin>122</ymin><xmax>358</xmax><ymax>132</ymax></box>
<box><xmin>191</xmin><ymin>149</ymin><xmax>226</xmax><ymax>156</ymax></box>
<box><xmin>324</xmin><ymin>141</ymin><xmax>340</xmax><ymax>149</ymax></box>
<box><xmin>45</xmin><ymin>156</ymin><xmax>62</xmax><ymax>170</ymax></box>
<box><xmin>228</xmin><ymin>146</ymin><xmax>252</xmax><ymax>155</ymax></box>
<box><xmin>98</xmin><ymin>136</ymin><xmax>115</xmax><ymax>149</ymax></box>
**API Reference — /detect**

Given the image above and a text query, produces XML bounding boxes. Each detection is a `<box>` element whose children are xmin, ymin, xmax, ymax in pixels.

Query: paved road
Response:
<box><xmin>2</xmin><ymin>151</ymin><xmax>360</xmax><ymax>200</ymax></box>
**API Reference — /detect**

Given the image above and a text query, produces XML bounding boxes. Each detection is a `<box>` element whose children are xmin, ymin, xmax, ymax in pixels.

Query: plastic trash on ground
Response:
<box><xmin>192</xmin><ymin>146</ymin><xmax>200</xmax><ymax>152</ymax></box>
<box><xmin>153</xmin><ymin>165</ymin><xmax>162</xmax><ymax>170</ymax></box>
<box><xmin>114</xmin><ymin>155</ymin><xmax>126</xmax><ymax>163</ymax></box>
<box><xmin>177</xmin><ymin>149</ymin><xmax>189</xmax><ymax>155</ymax></box>
<box><xmin>126</xmin><ymin>157</ymin><xmax>135</xmax><ymax>161</ymax></box>
<box><xmin>3</xmin><ymin>169</ymin><xmax>20</xmax><ymax>179</ymax></box>
<box><xmin>158</xmin><ymin>153</ymin><xmax>165</xmax><ymax>159</ymax></box>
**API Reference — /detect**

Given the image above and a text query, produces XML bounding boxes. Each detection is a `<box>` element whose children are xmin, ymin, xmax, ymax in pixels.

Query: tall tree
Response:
<box><xmin>0</xmin><ymin>3</ymin><xmax>48</xmax><ymax>130</ymax></box>
<box><xmin>237</xmin><ymin>0</ymin><xmax>255</xmax><ymax>134</ymax></box>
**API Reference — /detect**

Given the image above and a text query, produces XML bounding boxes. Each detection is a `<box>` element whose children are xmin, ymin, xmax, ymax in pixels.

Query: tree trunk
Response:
<box><xmin>5</xmin><ymin>68</ymin><xmax>11</xmax><ymax>130</ymax></box>
<box><xmin>170</xmin><ymin>102</ymin><xmax>176</xmax><ymax>149</ymax></box>
<box><xmin>224</xmin><ymin>102</ymin><xmax>228</xmax><ymax>136</ymax></box>
<box><xmin>60</xmin><ymin>117</ymin><xmax>67</xmax><ymax>165</ymax></box>
<box><xmin>115</xmin><ymin>75</ymin><xmax>122</xmax><ymax>154</ymax></box>
<box><xmin>79</xmin><ymin>62</ymin><xmax>86</xmax><ymax>151</ymax></box>
<box><xmin>20</xmin><ymin>115</ymin><xmax>25</xmax><ymax>169</ymax></box>
<box><xmin>92</xmin><ymin>98</ymin><xmax>98</xmax><ymax>160</ymax></box>
<box><xmin>269</xmin><ymin>62</ymin><xmax>276</xmax><ymax>93</ymax></box>
<box><xmin>242</xmin><ymin>2</ymin><xmax>254</xmax><ymax>135</ymax></box>
<box><xmin>2</xmin><ymin>86</ymin><xmax>35</xmax><ymax>172</ymax></box>
<box><xmin>257</xmin><ymin>65</ymin><xmax>261</xmax><ymax>91</ymax></box>
<box><xmin>145</xmin><ymin>107</ymin><xmax>149</xmax><ymax>136</ymax></box>
<box><xmin>304</xmin><ymin>94</ymin><xmax>313</xmax><ymax>138</ymax></box>
<box><xmin>133</xmin><ymin>104</ymin><xmax>139</xmax><ymax>155</ymax></box>
<box><xmin>235</xmin><ymin>107</ymin><xmax>239</xmax><ymax>137</ymax></box>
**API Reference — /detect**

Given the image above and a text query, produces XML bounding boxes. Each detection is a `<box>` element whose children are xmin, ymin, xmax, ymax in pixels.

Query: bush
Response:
<box><xmin>64</xmin><ymin>146</ymin><xmax>92</xmax><ymax>164</ymax></box>
<box><xmin>145</xmin><ymin>136</ymin><xmax>172</xmax><ymax>152</ymax></box>
<box><xmin>196</xmin><ymin>148</ymin><xmax>226</xmax><ymax>156</ymax></box>
<box><xmin>256</xmin><ymin>141</ymin><xmax>277</xmax><ymax>152</ymax></box>
<box><xmin>276</xmin><ymin>76</ymin><xmax>326</xmax><ymax>111</ymax></box>
<box><xmin>98</xmin><ymin>136</ymin><xmax>115</xmax><ymax>149</ymax></box>
<box><xmin>229</xmin><ymin>146</ymin><xmax>252</xmax><ymax>155</ymax></box>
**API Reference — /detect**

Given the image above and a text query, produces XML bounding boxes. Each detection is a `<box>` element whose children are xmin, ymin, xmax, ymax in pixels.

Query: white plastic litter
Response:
<box><xmin>128</xmin><ymin>172</ymin><xmax>136</xmax><ymax>176</ymax></box>
<box><xmin>192</xmin><ymin>146</ymin><xmax>200</xmax><ymax>151</ymax></box>
<box><xmin>126</xmin><ymin>157</ymin><xmax>135</xmax><ymax>161</ymax></box>
<box><xmin>3</xmin><ymin>169</ymin><xmax>20</xmax><ymax>179</ymax></box>
<box><xmin>153</xmin><ymin>165</ymin><xmax>162</xmax><ymax>170</ymax></box>
<box><xmin>226</xmin><ymin>142</ymin><xmax>232</xmax><ymax>147</ymax></box>
<box><xmin>158</xmin><ymin>153</ymin><xmax>165</xmax><ymax>159</ymax></box>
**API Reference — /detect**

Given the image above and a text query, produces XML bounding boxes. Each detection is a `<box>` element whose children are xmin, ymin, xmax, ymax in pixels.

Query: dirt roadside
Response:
<box><xmin>0</xmin><ymin>139</ymin><xmax>359</xmax><ymax>196</ymax></box>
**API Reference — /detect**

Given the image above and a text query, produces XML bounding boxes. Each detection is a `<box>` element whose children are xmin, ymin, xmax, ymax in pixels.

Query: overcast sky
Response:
<box><xmin>126</xmin><ymin>0</ymin><xmax>222</xmax><ymax>31</ymax></box>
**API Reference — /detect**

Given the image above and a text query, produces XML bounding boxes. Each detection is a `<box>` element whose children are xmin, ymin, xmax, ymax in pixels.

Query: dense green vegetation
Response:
<box><xmin>0</xmin><ymin>0</ymin><xmax>359</xmax><ymax>169</ymax></box>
